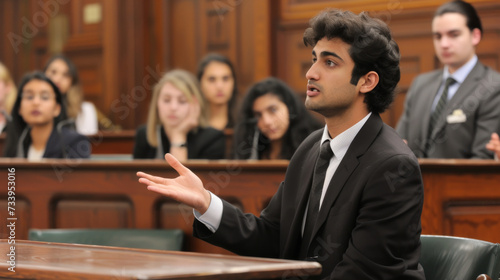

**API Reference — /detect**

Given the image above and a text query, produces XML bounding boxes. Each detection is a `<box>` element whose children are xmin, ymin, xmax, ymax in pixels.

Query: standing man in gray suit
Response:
<box><xmin>396</xmin><ymin>0</ymin><xmax>500</xmax><ymax>159</ymax></box>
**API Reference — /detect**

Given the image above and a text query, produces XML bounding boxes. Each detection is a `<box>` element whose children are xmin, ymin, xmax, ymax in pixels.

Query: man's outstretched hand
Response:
<box><xmin>137</xmin><ymin>153</ymin><xmax>212</xmax><ymax>214</ymax></box>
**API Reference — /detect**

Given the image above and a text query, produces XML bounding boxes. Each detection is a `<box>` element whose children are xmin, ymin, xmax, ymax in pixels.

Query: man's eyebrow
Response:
<box><xmin>320</xmin><ymin>51</ymin><xmax>344</xmax><ymax>62</ymax></box>
<box><xmin>433</xmin><ymin>29</ymin><xmax>461</xmax><ymax>35</ymax></box>
<box><xmin>311</xmin><ymin>50</ymin><xmax>344</xmax><ymax>62</ymax></box>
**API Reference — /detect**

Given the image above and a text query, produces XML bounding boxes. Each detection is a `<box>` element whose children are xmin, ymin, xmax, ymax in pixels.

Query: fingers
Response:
<box><xmin>492</xmin><ymin>132</ymin><xmax>499</xmax><ymax>141</ymax></box>
<box><xmin>136</xmin><ymin>171</ymin><xmax>166</xmax><ymax>185</ymax></box>
<box><xmin>165</xmin><ymin>153</ymin><xmax>191</xmax><ymax>176</ymax></box>
<box><xmin>190</xmin><ymin>100</ymin><xmax>201</xmax><ymax>119</ymax></box>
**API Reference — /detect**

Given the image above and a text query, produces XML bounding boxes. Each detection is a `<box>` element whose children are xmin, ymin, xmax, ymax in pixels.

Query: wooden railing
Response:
<box><xmin>0</xmin><ymin>158</ymin><xmax>499</xmax><ymax>255</ymax></box>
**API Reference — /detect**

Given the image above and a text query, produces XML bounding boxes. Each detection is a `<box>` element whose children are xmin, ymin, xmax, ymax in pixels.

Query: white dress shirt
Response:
<box><xmin>195</xmin><ymin>113</ymin><xmax>372</xmax><ymax>233</ymax></box>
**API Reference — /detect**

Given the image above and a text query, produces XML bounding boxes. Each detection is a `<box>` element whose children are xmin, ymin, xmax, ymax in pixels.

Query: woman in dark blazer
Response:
<box><xmin>133</xmin><ymin>69</ymin><xmax>225</xmax><ymax>160</ymax></box>
<box><xmin>3</xmin><ymin>71</ymin><xmax>90</xmax><ymax>159</ymax></box>
<box><xmin>233</xmin><ymin>77</ymin><xmax>322</xmax><ymax>160</ymax></box>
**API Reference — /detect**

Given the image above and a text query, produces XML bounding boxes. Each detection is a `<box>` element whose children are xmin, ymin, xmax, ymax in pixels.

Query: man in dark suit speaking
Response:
<box><xmin>396</xmin><ymin>0</ymin><xmax>500</xmax><ymax>159</ymax></box>
<box><xmin>138</xmin><ymin>9</ymin><xmax>425</xmax><ymax>280</ymax></box>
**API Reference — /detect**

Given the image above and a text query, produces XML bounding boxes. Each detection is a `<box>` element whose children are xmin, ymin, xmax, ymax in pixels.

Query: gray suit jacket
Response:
<box><xmin>194</xmin><ymin>114</ymin><xmax>425</xmax><ymax>279</ymax></box>
<box><xmin>396</xmin><ymin>61</ymin><xmax>500</xmax><ymax>158</ymax></box>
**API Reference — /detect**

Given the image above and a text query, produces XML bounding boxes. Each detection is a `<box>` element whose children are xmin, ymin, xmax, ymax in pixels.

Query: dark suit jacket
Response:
<box><xmin>133</xmin><ymin>125</ymin><xmax>225</xmax><ymax>159</ymax></box>
<box><xmin>194</xmin><ymin>114</ymin><xmax>425</xmax><ymax>279</ymax></box>
<box><xmin>396</xmin><ymin>61</ymin><xmax>500</xmax><ymax>158</ymax></box>
<box><xmin>20</xmin><ymin>127</ymin><xmax>91</xmax><ymax>159</ymax></box>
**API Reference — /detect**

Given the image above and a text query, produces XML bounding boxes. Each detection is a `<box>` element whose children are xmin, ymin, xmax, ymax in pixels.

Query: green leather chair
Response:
<box><xmin>420</xmin><ymin>235</ymin><xmax>500</xmax><ymax>280</ymax></box>
<box><xmin>28</xmin><ymin>228</ymin><xmax>184</xmax><ymax>251</ymax></box>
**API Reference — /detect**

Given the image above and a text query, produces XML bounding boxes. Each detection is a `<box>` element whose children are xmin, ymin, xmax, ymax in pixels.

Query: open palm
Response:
<box><xmin>137</xmin><ymin>153</ymin><xmax>211</xmax><ymax>213</ymax></box>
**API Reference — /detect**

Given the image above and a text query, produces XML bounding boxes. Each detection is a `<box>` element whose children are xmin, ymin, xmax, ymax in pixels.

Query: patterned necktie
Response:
<box><xmin>300</xmin><ymin>140</ymin><xmax>333</xmax><ymax>257</ymax></box>
<box><xmin>428</xmin><ymin>77</ymin><xmax>456</xmax><ymax>138</ymax></box>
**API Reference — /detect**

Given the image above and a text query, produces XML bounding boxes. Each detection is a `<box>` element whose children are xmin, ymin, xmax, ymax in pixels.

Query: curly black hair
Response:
<box><xmin>303</xmin><ymin>9</ymin><xmax>401</xmax><ymax>114</ymax></box>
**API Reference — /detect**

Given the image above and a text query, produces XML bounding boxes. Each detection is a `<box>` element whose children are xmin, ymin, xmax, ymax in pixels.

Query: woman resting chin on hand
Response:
<box><xmin>133</xmin><ymin>69</ymin><xmax>225</xmax><ymax>161</ymax></box>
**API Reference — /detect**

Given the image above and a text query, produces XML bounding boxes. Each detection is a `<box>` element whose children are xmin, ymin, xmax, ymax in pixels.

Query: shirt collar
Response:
<box><xmin>443</xmin><ymin>55</ymin><xmax>477</xmax><ymax>84</ymax></box>
<box><xmin>320</xmin><ymin>112</ymin><xmax>372</xmax><ymax>161</ymax></box>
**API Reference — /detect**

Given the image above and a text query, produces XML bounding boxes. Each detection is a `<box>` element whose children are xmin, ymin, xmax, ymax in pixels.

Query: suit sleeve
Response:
<box><xmin>395</xmin><ymin>77</ymin><xmax>420</xmax><ymax>140</ymax></box>
<box><xmin>193</xmin><ymin>182</ymin><xmax>284</xmax><ymax>258</ymax></box>
<box><xmin>331</xmin><ymin>154</ymin><xmax>424</xmax><ymax>279</ymax></box>
<box><xmin>470</xmin><ymin>79</ymin><xmax>500</xmax><ymax>159</ymax></box>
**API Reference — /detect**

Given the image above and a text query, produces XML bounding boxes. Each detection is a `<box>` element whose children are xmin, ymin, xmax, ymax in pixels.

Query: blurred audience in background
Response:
<box><xmin>233</xmin><ymin>77</ymin><xmax>322</xmax><ymax>160</ymax></box>
<box><xmin>197</xmin><ymin>53</ymin><xmax>237</xmax><ymax>130</ymax></box>
<box><xmin>0</xmin><ymin>62</ymin><xmax>17</xmax><ymax>133</ymax></box>
<box><xmin>3</xmin><ymin>71</ymin><xmax>90</xmax><ymax>159</ymax></box>
<box><xmin>133</xmin><ymin>69</ymin><xmax>225</xmax><ymax>161</ymax></box>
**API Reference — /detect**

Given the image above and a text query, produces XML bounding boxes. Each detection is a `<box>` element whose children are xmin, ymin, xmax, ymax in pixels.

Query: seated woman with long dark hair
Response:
<box><xmin>197</xmin><ymin>53</ymin><xmax>238</xmax><ymax>130</ymax></box>
<box><xmin>233</xmin><ymin>77</ymin><xmax>322</xmax><ymax>159</ymax></box>
<box><xmin>3</xmin><ymin>72</ymin><xmax>91</xmax><ymax>159</ymax></box>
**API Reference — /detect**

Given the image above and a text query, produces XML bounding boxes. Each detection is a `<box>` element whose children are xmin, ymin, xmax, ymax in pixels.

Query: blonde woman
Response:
<box><xmin>0</xmin><ymin>62</ymin><xmax>17</xmax><ymax>132</ymax></box>
<box><xmin>133</xmin><ymin>69</ymin><xmax>225</xmax><ymax>161</ymax></box>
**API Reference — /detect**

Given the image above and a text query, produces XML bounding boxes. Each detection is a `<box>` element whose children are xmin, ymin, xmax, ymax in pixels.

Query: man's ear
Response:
<box><xmin>359</xmin><ymin>71</ymin><xmax>379</xmax><ymax>94</ymax></box>
<box><xmin>471</xmin><ymin>28</ymin><xmax>481</xmax><ymax>46</ymax></box>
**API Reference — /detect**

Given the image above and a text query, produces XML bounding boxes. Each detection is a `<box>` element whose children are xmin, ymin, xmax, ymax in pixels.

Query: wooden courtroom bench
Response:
<box><xmin>1</xmin><ymin>159</ymin><xmax>499</xmax><ymax>255</ymax></box>
<box><xmin>0</xmin><ymin>129</ymin><xmax>234</xmax><ymax>158</ymax></box>
<box><xmin>0</xmin><ymin>158</ymin><xmax>285</xmax><ymax>255</ymax></box>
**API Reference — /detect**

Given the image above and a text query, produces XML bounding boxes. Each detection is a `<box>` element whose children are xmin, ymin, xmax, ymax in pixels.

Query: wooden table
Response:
<box><xmin>0</xmin><ymin>240</ymin><xmax>321</xmax><ymax>279</ymax></box>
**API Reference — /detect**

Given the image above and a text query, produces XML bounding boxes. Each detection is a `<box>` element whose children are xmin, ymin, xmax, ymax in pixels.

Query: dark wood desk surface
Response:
<box><xmin>0</xmin><ymin>240</ymin><xmax>321</xmax><ymax>280</ymax></box>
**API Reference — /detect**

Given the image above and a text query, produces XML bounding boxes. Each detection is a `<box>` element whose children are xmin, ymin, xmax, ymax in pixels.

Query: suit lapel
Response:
<box><xmin>282</xmin><ymin>132</ymin><xmax>320</xmax><ymax>259</ymax></box>
<box><xmin>422</xmin><ymin>71</ymin><xmax>443</xmax><ymax>140</ymax></box>
<box><xmin>305</xmin><ymin>114</ymin><xmax>384</xmax><ymax>248</ymax></box>
<box><xmin>430</xmin><ymin>62</ymin><xmax>484</xmax><ymax>139</ymax></box>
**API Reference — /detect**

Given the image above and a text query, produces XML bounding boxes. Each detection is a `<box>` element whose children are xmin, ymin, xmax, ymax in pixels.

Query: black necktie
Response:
<box><xmin>300</xmin><ymin>140</ymin><xmax>333</xmax><ymax>257</ymax></box>
<box><xmin>428</xmin><ymin>77</ymin><xmax>456</xmax><ymax>138</ymax></box>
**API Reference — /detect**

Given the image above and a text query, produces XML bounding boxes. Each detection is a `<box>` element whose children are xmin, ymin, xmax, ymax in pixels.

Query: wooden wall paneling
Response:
<box><xmin>279</xmin><ymin>0</ymin><xmax>497</xmax><ymax>22</ymax></box>
<box><xmin>275</xmin><ymin>24</ymin><xmax>310</xmax><ymax>97</ymax></box>
<box><xmin>474</xmin><ymin>7</ymin><xmax>500</xmax><ymax>71</ymax></box>
<box><xmin>2</xmin><ymin>0</ymin><xmax>42</xmax><ymax>83</ymax></box>
<box><xmin>70</xmin><ymin>0</ymin><xmax>103</xmax><ymax>35</ymax></box>
<box><xmin>0</xmin><ymin>199</ymin><xmax>30</xmax><ymax>240</ymax></box>
<box><xmin>149</xmin><ymin>0</ymin><xmax>170</xmax><ymax>72</ymax></box>
<box><xmin>117</xmin><ymin>0</ymin><xmax>145</xmax><ymax>129</ymax></box>
<box><xmin>1</xmin><ymin>0</ymin><xmax>16</xmax><ymax>80</ymax></box>
<box><xmin>53</xmin><ymin>198</ymin><xmax>133</xmax><ymax>228</ymax></box>
<box><xmin>102</xmin><ymin>0</ymin><xmax>119</xmax><ymax>126</ymax></box>
<box><xmin>420</xmin><ymin>160</ymin><xmax>500</xmax><ymax>243</ymax></box>
<box><xmin>237</xmin><ymin>0</ymin><xmax>272</xmax><ymax>93</ymax></box>
<box><xmin>137</xmin><ymin>0</ymin><xmax>169</xmax><ymax>126</ymax></box>
<box><xmin>70</xmin><ymin>49</ymin><xmax>103</xmax><ymax>107</ymax></box>
<box><xmin>200</xmin><ymin>0</ymin><xmax>237</xmax><ymax>61</ymax></box>
<box><xmin>444</xmin><ymin>204</ymin><xmax>500</xmax><ymax>243</ymax></box>
<box><xmin>169</xmin><ymin>0</ymin><xmax>201</xmax><ymax>72</ymax></box>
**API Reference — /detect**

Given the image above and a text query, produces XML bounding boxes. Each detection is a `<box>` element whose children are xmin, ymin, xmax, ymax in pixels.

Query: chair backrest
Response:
<box><xmin>420</xmin><ymin>235</ymin><xmax>500</xmax><ymax>280</ymax></box>
<box><xmin>28</xmin><ymin>228</ymin><xmax>184</xmax><ymax>251</ymax></box>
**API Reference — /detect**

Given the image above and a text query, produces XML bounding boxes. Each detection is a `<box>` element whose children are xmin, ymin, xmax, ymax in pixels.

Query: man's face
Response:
<box><xmin>432</xmin><ymin>12</ymin><xmax>480</xmax><ymax>73</ymax></box>
<box><xmin>305</xmin><ymin>37</ymin><xmax>363</xmax><ymax>118</ymax></box>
